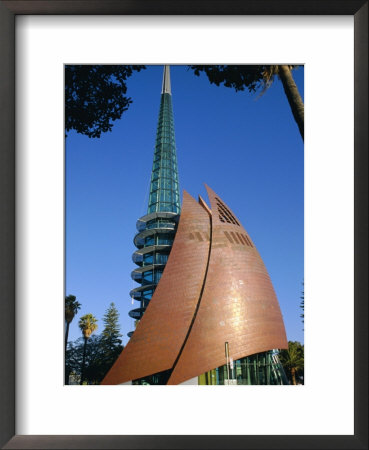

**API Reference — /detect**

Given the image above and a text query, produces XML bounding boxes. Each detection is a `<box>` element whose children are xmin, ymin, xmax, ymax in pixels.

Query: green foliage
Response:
<box><xmin>189</xmin><ymin>64</ymin><xmax>299</xmax><ymax>94</ymax></box>
<box><xmin>65</xmin><ymin>65</ymin><xmax>146</xmax><ymax>138</ymax></box>
<box><xmin>66</xmin><ymin>336</ymin><xmax>106</xmax><ymax>384</ymax></box>
<box><xmin>279</xmin><ymin>341</ymin><xmax>304</xmax><ymax>385</ymax></box>
<box><xmin>189</xmin><ymin>65</ymin><xmax>267</xmax><ymax>93</ymax></box>
<box><xmin>65</xmin><ymin>295</ymin><xmax>81</xmax><ymax>367</ymax></box>
<box><xmin>66</xmin><ymin>304</ymin><xmax>123</xmax><ymax>384</ymax></box>
<box><xmin>78</xmin><ymin>313</ymin><xmax>98</xmax><ymax>339</ymax></box>
<box><xmin>100</xmin><ymin>303</ymin><xmax>124</xmax><ymax>379</ymax></box>
<box><xmin>78</xmin><ymin>313</ymin><xmax>98</xmax><ymax>384</ymax></box>
<box><xmin>102</xmin><ymin>302</ymin><xmax>122</xmax><ymax>350</ymax></box>
<box><xmin>65</xmin><ymin>294</ymin><xmax>81</xmax><ymax>324</ymax></box>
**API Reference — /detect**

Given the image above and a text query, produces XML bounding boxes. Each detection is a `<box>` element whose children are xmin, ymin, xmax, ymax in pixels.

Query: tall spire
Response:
<box><xmin>147</xmin><ymin>65</ymin><xmax>180</xmax><ymax>214</ymax></box>
<box><xmin>162</xmin><ymin>65</ymin><xmax>171</xmax><ymax>94</ymax></box>
<box><xmin>128</xmin><ymin>66</ymin><xmax>181</xmax><ymax>338</ymax></box>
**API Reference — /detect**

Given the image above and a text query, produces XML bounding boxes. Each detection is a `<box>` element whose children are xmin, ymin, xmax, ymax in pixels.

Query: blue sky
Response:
<box><xmin>66</xmin><ymin>65</ymin><xmax>304</xmax><ymax>347</ymax></box>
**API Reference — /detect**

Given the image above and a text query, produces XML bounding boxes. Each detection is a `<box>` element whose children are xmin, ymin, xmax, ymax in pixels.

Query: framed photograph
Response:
<box><xmin>0</xmin><ymin>1</ymin><xmax>367</xmax><ymax>449</ymax></box>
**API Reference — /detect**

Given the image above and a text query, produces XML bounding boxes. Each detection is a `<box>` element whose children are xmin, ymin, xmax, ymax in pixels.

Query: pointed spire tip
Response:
<box><xmin>162</xmin><ymin>65</ymin><xmax>171</xmax><ymax>94</ymax></box>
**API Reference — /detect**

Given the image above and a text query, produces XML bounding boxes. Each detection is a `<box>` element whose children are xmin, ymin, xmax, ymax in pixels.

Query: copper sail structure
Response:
<box><xmin>168</xmin><ymin>186</ymin><xmax>288</xmax><ymax>385</ymax></box>
<box><xmin>102</xmin><ymin>66</ymin><xmax>288</xmax><ymax>385</ymax></box>
<box><xmin>102</xmin><ymin>191</ymin><xmax>210</xmax><ymax>384</ymax></box>
<box><xmin>102</xmin><ymin>185</ymin><xmax>288</xmax><ymax>385</ymax></box>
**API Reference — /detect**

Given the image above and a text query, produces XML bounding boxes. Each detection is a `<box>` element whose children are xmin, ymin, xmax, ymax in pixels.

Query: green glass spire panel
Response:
<box><xmin>128</xmin><ymin>66</ymin><xmax>180</xmax><ymax>338</ymax></box>
<box><xmin>148</xmin><ymin>66</ymin><xmax>180</xmax><ymax>214</ymax></box>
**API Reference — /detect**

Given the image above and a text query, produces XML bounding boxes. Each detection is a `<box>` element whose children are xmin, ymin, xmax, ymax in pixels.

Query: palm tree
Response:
<box><xmin>279</xmin><ymin>341</ymin><xmax>304</xmax><ymax>385</ymax></box>
<box><xmin>65</xmin><ymin>295</ymin><xmax>81</xmax><ymax>353</ymax></box>
<box><xmin>78</xmin><ymin>314</ymin><xmax>98</xmax><ymax>385</ymax></box>
<box><xmin>260</xmin><ymin>65</ymin><xmax>304</xmax><ymax>140</ymax></box>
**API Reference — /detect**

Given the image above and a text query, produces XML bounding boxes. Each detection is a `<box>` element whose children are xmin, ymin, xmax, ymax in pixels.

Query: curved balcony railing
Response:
<box><xmin>133</xmin><ymin>227</ymin><xmax>176</xmax><ymax>248</ymax></box>
<box><xmin>128</xmin><ymin>212</ymin><xmax>179</xmax><ymax>338</ymax></box>
<box><xmin>136</xmin><ymin>211</ymin><xmax>179</xmax><ymax>232</ymax></box>
<box><xmin>132</xmin><ymin>244</ymin><xmax>172</xmax><ymax>265</ymax></box>
<box><xmin>129</xmin><ymin>283</ymin><xmax>156</xmax><ymax>300</ymax></box>
<box><xmin>128</xmin><ymin>307</ymin><xmax>146</xmax><ymax>319</ymax></box>
<box><xmin>131</xmin><ymin>263</ymin><xmax>166</xmax><ymax>282</ymax></box>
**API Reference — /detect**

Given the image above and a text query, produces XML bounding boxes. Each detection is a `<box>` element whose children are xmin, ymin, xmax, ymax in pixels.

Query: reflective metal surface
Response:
<box><xmin>102</xmin><ymin>187</ymin><xmax>287</xmax><ymax>385</ymax></box>
<box><xmin>168</xmin><ymin>186</ymin><xmax>287</xmax><ymax>384</ymax></box>
<box><xmin>102</xmin><ymin>191</ymin><xmax>210</xmax><ymax>384</ymax></box>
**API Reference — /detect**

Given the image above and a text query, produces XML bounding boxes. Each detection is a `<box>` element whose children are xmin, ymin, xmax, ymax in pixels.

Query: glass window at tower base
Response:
<box><xmin>127</xmin><ymin>351</ymin><xmax>288</xmax><ymax>385</ymax></box>
<box><xmin>132</xmin><ymin>369</ymin><xmax>172</xmax><ymax>385</ymax></box>
<box><xmin>198</xmin><ymin>351</ymin><xmax>289</xmax><ymax>385</ymax></box>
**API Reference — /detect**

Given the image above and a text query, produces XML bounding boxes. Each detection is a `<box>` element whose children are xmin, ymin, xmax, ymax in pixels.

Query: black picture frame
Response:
<box><xmin>0</xmin><ymin>1</ymin><xmax>367</xmax><ymax>449</ymax></box>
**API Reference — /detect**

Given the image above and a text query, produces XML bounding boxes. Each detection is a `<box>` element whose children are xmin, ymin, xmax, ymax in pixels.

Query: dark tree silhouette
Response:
<box><xmin>189</xmin><ymin>65</ymin><xmax>304</xmax><ymax>140</ymax></box>
<box><xmin>65</xmin><ymin>294</ymin><xmax>81</xmax><ymax>384</ymax></box>
<box><xmin>65</xmin><ymin>65</ymin><xmax>146</xmax><ymax>138</ymax></box>
<box><xmin>65</xmin><ymin>304</ymin><xmax>124</xmax><ymax>385</ymax></box>
<box><xmin>66</xmin><ymin>336</ymin><xmax>103</xmax><ymax>385</ymax></box>
<box><xmin>65</xmin><ymin>295</ymin><xmax>81</xmax><ymax>353</ymax></box>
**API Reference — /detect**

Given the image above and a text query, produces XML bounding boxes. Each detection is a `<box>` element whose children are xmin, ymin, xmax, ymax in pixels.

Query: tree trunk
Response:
<box><xmin>80</xmin><ymin>337</ymin><xmax>88</xmax><ymax>385</ymax></box>
<box><xmin>65</xmin><ymin>321</ymin><xmax>70</xmax><ymax>385</ymax></box>
<box><xmin>278</xmin><ymin>65</ymin><xmax>304</xmax><ymax>140</ymax></box>
<box><xmin>65</xmin><ymin>321</ymin><xmax>70</xmax><ymax>353</ymax></box>
<box><xmin>291</xmin><ymin>367</ymin><xmax>297</xmax><ymax>385</ymax></box>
